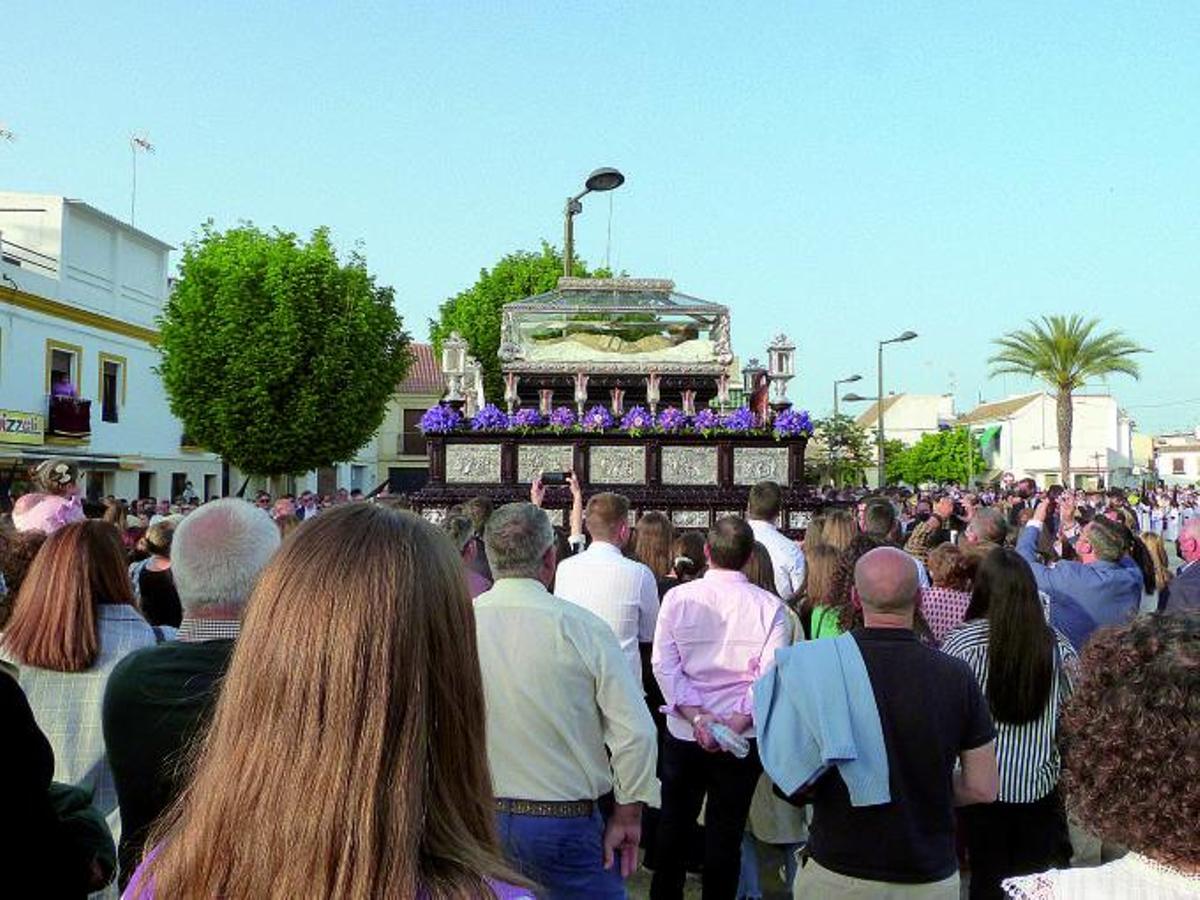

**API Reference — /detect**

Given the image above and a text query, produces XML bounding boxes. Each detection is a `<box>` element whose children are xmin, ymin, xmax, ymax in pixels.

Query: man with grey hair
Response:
<box><xmin>1017</xmin><ymin>498</ymin><xmax>1142</xmax><ymax>649</ymax></box>
<box><xmin>102</xmin><ymin>499</ymin><xmax>281</xmax><ymax>889</ymax></box>
<box><xmin>790</xmin><ymin>547</ymin><xmax>998</xmax><ymax>898</ymax></box>
<box><xmin>964</xmin><ymin>506</ymin><xmax>1009</xmax><ymax>552</ymax></box>
<box><xmin>474</xmin><ymin>502</ymin><xmax>658</xmax><ymax>898</ymax></box>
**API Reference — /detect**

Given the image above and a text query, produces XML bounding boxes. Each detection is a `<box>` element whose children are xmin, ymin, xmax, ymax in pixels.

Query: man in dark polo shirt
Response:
<box><xmin>102</xmin><ymin>499</ymin><xmax>280</xmax><ymax>889</ymax></box>
<box><xmin>796</xmin><ymin>547</ymin><xmax>999</xmax><ymax>898</ymax></box>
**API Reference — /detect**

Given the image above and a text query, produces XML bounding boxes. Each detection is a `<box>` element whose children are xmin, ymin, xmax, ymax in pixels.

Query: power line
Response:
<box><xmin>1124</xmin><ymin>397</ymin><xmax>1200</xmax><ymax>410</ymax></box>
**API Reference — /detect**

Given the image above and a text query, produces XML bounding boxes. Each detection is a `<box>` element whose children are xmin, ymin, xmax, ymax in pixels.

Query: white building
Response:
<box><xmin>1154</xmin><ymin>429</ymin><xmax>1200</xmax><ymax>486</ymax></box>
<box><xmin>959</xmin><ymin>392</ymin><xmax>1137</xmax><ymax>489</ymax></box>
<box><xmin>853</xmin><ymin>393</ymin><xmax>957</xmax><ymax>445</ymax></box>
<box><xmin>0</xmin><ymin>192</ymin><xmax>222</xmax><ymax>500</ymax></box>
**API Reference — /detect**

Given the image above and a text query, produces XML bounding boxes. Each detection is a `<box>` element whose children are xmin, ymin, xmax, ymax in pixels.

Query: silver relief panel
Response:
<box><xmin>421</xmin><ymin>507</ymin><xmax>448</xmax><ymax>525</ymax></box>
<box><xmin>733</xmin><ymin>447</ymin><xmax>789</xmax><ymax>486</ymax></box>
<box><xmin>661</xmin><ymin>446</ymin><xmax>718</xmax><ymax>485</ymax></box>
<box><xmin>445</xmin><ymin>443</ymin><xmax>502</xmax><ymax>483</ymax></box>
<box><xmin>672</xmin><ymin>509</ymin><xmax>710</xmax><ymax>528</ymax></box>
<box><xmin>590</xmin><ymin>445</ymin><xmax>645</xmax><ymax>484</ymax></box>
<box><xmin>517</xmin><ymin>444</ymin><xmax>574</xmax><ymax>483</ymax></box>
<box><xmin>789</xmin><ymin>511</ymin><xmax>812</xmax><ymax>531</ymax></box>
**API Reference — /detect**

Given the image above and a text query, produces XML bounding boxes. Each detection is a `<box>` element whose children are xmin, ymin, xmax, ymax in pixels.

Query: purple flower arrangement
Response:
<box><xmin>692</xmin><ymin>408</ymin><xmax>721</xmax><ymax>434</ymax></box>
<box><xmin>581</xmin><ymin>405</ymin><xmax>615</xmax><ymax>431</ymax></box>
<box><xmin>620</xmin><ymin>406</ymin><xmax>655</xmax><ymax>435</ymax></box>
<box><xmin>419</xmin><ymin>402</ymin><xmax>813</xmax><ymax>438</ymax></box>
<box><xmin>418</xmin><ymin>404</ymin><xmax>463</xmax><ymax>434</ymax></box>
<box><xmin>720</xmin><ymin>407</ymin><xmax>757</xmax><ymax>432</ymax></box>
<box><xmin>656</xmin><ymin>407</ymin><xmax>689</xmax><ymax>433</ymax></box>
<box><xmin>773</xmin><ymin>408</ymin><xmax>814</xmax><ymax>439</ymax></box>
<box><xmin>508</xmin><ymin>407</ymin><xmax>544</xmax><ymax>431</ymax></box>
<box><xmin>471</xmin><ymin>403</ymin><xmax>510</xmax><ymax>431</ymax></box>
<box><xmin>548</xmin><ymin>406</ymin><xmax>577</xmax><ymax>431</ymax></box>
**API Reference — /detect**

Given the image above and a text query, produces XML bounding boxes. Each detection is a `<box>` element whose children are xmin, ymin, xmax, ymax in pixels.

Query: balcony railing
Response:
<box><xmin>47</xmin><ymin>395</ymin><xmax>91</xmax><ymax>439</ymax></box>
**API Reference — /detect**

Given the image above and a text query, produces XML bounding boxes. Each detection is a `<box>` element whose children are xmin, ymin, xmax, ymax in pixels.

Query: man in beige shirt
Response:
<box><xmin>476</xmin><ymin>502</ymin><xmax>659</xmax><ymax>899</ymax></box>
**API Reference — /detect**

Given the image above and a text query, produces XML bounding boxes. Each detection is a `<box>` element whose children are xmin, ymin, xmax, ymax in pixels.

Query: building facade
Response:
<box><xmin>960</xmin><ymin>392</ymin><xmax>1137</xmax><ymax>489</ymax></box>
<box><xmin>0</xmin><ymin>192</ymin><xmax>221</xmax><ymax>500</ymax></box>
<box><xmin>373</xmin><ymin>342</ymin><xmax>442</xmax><ymax>494</ymax></box>
<box><xmin>1154</xmin><ymin>429</ymin><xmax>1200</xmax><ymax>486</ymax></box>
<box><xmin>853</xmin><ymin>393</ymin><xmax>957</xmax><ymax>445</ymax></box>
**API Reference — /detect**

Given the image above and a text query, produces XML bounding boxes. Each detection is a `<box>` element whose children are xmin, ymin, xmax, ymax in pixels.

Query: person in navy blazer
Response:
<box><xmin>1162</xmin><ymin>520</ymin><xmax>1200</xmax><ymax>611</ymax></box>
<box><xmin>1016</xmin><ymin>498</ymin><xmax>1143</xmax><ymax>650</ymax></box>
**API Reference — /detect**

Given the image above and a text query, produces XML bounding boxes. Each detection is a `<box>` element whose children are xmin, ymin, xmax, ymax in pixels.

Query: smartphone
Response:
<box><xmin>540</xmin><ymin>471</ymin><xmax>571</xmax><ymax>486</ymax></box>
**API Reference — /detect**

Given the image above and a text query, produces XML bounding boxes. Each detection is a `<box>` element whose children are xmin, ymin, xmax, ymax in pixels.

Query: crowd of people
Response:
<box><xmin>0</xmin><ymin>456</ymin><xmax>1196</xmax><ymax>899</ymax></box>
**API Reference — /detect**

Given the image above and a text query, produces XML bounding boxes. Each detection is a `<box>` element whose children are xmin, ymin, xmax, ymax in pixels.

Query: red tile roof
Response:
<box><xmin>397</xmin><ymin>343</ymin><xmax>444</xmax><ymax>395</ymax></box>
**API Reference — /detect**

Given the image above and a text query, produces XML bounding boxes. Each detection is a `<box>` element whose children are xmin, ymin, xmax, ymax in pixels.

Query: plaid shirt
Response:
<box><xmin>177</xmin><ymin>615</ymin><xmax>241</xmax><ymax>643</ymax></box>
<box><xmin>1</xmin><ymin>604</ymin><xmax>159</xmax><ymax>846</ymax></box>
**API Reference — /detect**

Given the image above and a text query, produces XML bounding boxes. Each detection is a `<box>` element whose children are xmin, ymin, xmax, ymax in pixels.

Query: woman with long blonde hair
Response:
<box><xmin>128</xmin><ymin>504</ymin><xmax>530</xmax><ymax>899</ymax></box>
<box><xmin>1139</xmin><ymin>531</ymin><xmax>1172</xmax><ymax>610</ymax></box>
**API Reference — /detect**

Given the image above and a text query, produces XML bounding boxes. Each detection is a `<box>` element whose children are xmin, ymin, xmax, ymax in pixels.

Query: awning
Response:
<box><xmin>979</xmin><ymin>425</ymin><xmax>1001</xmax><ymax>453</ymax></box>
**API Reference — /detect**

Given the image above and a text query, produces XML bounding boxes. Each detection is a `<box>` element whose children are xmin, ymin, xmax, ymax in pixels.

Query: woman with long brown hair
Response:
<box><xmin>1</xmin><ymin>519</ymin><xmax>160</xmax><ymax>862</ymax></box>
<box><xmin>632</xmin><ymin>511</ymin><xmax>675</xmax><ymax>588</ymax></box>
<box><xmin>943</xmin><ymin>548</ymin><xmax>1076</xmax><ymax>899</ymax></box>
<box><xmin>128</xmin><ymin>503</ymin><xmax>530</xmax><ymax>899</ymax></box>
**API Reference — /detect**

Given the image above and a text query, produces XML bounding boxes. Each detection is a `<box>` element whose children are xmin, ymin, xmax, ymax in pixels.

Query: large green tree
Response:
<box><xmin>886</xmin><ymin>428</ymin><xmax>985</xmax><ymax>486</ymax></box>
<box><xmin>989</xmin><ymin>315</ymin><xmax>1146</xmax><ymax>486</ymax></box>
<box><xmin>429</xmin><ymin>243</ymin><xmax>604</xmax><ymax>400</ymax></box>
<box><xmin>158</xmin><ymin>223</ymin><xmax>411</xmax><ymax>477</ymax></box>
<box><xmin>811</xmin><ymin>413</ymin><xmax>874</xmax><ymax>487</ymax></box>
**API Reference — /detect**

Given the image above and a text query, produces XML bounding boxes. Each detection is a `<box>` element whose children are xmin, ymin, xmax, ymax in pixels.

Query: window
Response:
<box><xmin>171</xmin><ymin>472</ymin><xmax>188</xmax><ymax>502</ymax></box>
<box><xmin>138</xmin><ymin>472</ymin><xmax>155</xmax><ymax>501</ymax></box>
<box><xmin>97</xmin><ymin>353</ymin><xmax>126</xmax><ymax>423</ymax></box>
<box><xmin>1173</xmin><ymin>458</ymin><xmax>1186</xmax><ymax>475</ymax></box>
<box><xmin>45</xmin><ymin>340</ymin><xmax>83</xmax><ymax>396</ymax></box>
<box><xmin>402</xmin><ymin>408</ymin><xmax>428</xmax><ymax>456</ymax></box>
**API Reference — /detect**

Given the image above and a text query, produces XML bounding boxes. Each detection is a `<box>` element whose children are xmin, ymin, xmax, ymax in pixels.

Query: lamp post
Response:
<box><xmin>831</xmin><ymin>374</ymin><xmax>862</xmax><ymax>487</ymax></box>
<box><xmin>767</xmin><ymin>334</ymin><xmax>796</xmax><ymax>409</ymax></box>
<box><xmin>563</xmin><ymin>167</ymin><xmax>625</xmax><ymax>276</ymax></box>
<box><xmin>875</xmin><ymin>331</ymin><xmax>918</xmax><ymax>487</ymax></box>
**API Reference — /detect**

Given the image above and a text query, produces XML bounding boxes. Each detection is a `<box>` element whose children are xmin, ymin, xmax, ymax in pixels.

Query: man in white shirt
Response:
<box><xmin>746</xmin><ymin>481</ymin><xmax>805</xmax><ymax>601</ymax></box>
<box><xmin>553</xmin><ymin>492</ymin><xmax>660</xmax><ymax>683</ymax></box>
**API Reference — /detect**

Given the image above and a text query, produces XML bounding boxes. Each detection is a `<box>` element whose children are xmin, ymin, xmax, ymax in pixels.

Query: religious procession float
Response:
<box><xmin>411</xmin><ymin>277</ymin><xmax>819</xmax><ymax>534</ymax></box>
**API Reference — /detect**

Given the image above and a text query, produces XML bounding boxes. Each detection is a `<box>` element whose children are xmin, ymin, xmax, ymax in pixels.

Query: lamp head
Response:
<box><xmin>841</xmin><ymin>392</ymin><xmax>873</xmax><ymax>403</ymax></box>
<box><xmin>895</xmin><ymin>330</ymin><xmax>918</xmax><ymax>342</ymax></box>
<box><xmin>584</xmin><ymin>167</ymin><xmax>625</xmax><ymax>193</ymax></box>
<box><xmin>839</xmin><ymin>374</ymin><xmax>863</xmax><ymax>384</ymax></box>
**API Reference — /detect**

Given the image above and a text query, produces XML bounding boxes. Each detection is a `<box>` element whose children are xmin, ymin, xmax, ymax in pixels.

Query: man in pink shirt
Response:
<box><xmin>650</xmin><ymin>516</ymin><xmax>788</xmax><ymax>899</ymax></box>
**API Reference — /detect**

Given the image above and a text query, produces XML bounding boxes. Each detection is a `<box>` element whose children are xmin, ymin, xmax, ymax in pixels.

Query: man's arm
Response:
<box><xmin>651</xmin><ymin>596</ymin><xmax>706</xmax><ymax>717</ymax></box>
<box><xmin>953</xmin><ymin>742</ymin><xmax>999</xmax><ymax>806</ymax></box>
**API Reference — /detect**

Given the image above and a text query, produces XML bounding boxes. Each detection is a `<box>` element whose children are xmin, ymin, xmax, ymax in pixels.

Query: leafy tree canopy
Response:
<box><xmin>158</xmin><ymin>223</ymin><xmax>411</xmax><ymax>477</ymax></box>
<box><xmin>428</xmin><ymin>242</ymin><xmax>606</xmax><ymax>400</ymax></box>
<box><xmin>811</xmin><ymin>413</ymin><xmax>874</xmax><ymax>487</ymax></box>
<box><xmin>886</xmin><ymin>427</ymin><xmax>986</xmax><ymax>486</ymax></box>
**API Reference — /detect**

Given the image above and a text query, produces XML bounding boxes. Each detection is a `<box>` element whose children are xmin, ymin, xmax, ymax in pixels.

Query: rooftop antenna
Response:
<box><xmin>130</xmin><ymin>133</ymin><xmax>155</xmax><ymax>226</ymax></box>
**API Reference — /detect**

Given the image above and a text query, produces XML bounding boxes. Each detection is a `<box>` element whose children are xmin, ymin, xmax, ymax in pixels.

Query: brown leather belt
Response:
<box><xmin>495</xmin><ymin>798</ymin><xmax>594</xmax><ymax>818</ymax></box>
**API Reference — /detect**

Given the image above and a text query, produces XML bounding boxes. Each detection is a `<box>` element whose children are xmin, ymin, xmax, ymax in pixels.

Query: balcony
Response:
<box><xmin>47</xmin><ymin>395</ymin><xmax>91</xmax><ymax>440</ymax></box>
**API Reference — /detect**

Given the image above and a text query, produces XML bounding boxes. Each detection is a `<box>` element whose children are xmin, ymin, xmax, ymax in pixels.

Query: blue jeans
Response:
<box><xmin>495</xmin><ymin>808</ymin><xmax>625</xmax><ymax>900</ymax></box>
<box><xmin>737</xmin><ymin>833</ymin><xmax>801</xmax><ymax>898</ymax></box>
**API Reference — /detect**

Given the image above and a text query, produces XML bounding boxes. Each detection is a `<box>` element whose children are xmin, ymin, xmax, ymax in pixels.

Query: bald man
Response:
<box><xmin>792</xmin><ymin>547</ymin><xmax>998</xmax><ymax>899</ymax></box>
<box><xmin>1163</xmin><ymin>520</ymin><xmax>1200</xmax><ymax>611</ymax></box>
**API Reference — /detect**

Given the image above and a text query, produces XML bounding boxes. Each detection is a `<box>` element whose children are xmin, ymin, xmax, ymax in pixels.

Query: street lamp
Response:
<box><xmin>441</xmin><ymin>332</ymin><xmax>468</xmax><ymax>410</ymax></box>
<box><xmin>833</xmin><ymin>374</ymin><xmax>862</xmax><ymax>418</ymax></box>
<box><xmin>830</xmin><ymin>374</ymin><xmax>862</xmax><ymax>487</ymax></box>
<box><xmin>767</xmin><ymin>334</ymin><xmax>796</xmax><ymax>408</ymax></box>
<box><xmin>876</xmin><ymin>330</ymin><xmax>918</xmax><ymax>486</ymax></box>
<box><xmin>563</xmin><ymin>167</ymin><xmax>625</xmax><ymax>276</ymax></box>
<box><xmin>741</xmin><ymin>357</ymin><xmax>766</xmax><ymax>395</ymax></box>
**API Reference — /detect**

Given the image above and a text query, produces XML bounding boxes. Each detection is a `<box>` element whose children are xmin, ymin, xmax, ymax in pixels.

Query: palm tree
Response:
<box><xmin>989</xmin><ymin>315</ymin><xmax>1147</xmax><ymax>487</ymax></box>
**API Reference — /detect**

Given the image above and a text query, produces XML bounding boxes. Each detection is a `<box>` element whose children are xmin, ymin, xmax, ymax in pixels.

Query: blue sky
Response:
<box><xmin>4</xmin><ymin>2</ymin><xmax>1198</xmax><ymax>431</ymax></box>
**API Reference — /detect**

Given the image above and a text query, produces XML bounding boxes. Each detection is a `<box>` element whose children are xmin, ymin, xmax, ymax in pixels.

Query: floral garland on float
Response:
<box><xmin>418</xmin><ymin>403</ymin><xmax>814</xmax><ymax>439</ymax></box>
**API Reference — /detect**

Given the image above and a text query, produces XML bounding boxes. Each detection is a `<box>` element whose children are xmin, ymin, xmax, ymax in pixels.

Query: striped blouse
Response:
<box><xmin>940</xmin><ymin>619</ymin><xmax>1078</xmax><ymax>803</ymax></box>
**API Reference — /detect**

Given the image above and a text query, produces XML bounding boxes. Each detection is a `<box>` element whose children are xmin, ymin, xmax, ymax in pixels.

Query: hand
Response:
<box><xmin>602</xmin><ymin>802</ymin><xmax>643</xmax><ymax>879</ymax></box>
<box><xmin>934</xmin><ymin>497</ymin><xmax>955</xmax><ymax>521</ymax></box>
<box><xmin>692</xmin><ymin>713</ymin><xmax>720</xmax><ymax>752</ymax></box>
<box><xmin>1059</xmin><ymin>495</ymin><xmax>1077</xmax><ymax>528</ymax></box>
<box><xmin>724</xmin><ymin>712</ymin><xmax>753</xmax><ymax>735</ymax></box>
<box><xmin>530</xmin><ymin>474</ymin><xmax>545</xmax><ymax>508</ymax></box>
<box><xmin>1033</xmin><ymin>498</ymin><xmax>1051</xmax><ymax>524</ymax></box>
<box><xmin>567</xmin><ymin>469</ymin><xmax>583</xmax><ymax>502</ymax></box>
